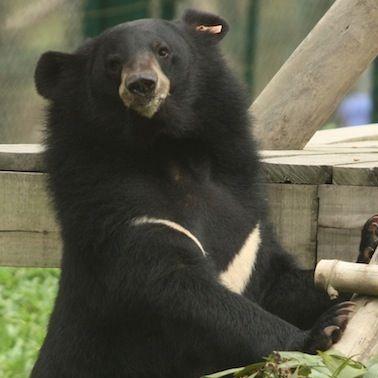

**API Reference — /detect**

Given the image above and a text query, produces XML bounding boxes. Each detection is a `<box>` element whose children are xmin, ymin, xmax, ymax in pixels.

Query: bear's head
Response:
<box><xmin>35</xmin><ymin>10</ymin><xmax>246</xmax><ymax>139</ymax></box>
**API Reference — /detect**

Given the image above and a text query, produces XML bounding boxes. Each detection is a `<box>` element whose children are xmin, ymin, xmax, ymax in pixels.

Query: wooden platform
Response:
<box><xmin>0</xmin><ymin>125</ymin><xmax>377</xmax><ymax>269</ymax></box>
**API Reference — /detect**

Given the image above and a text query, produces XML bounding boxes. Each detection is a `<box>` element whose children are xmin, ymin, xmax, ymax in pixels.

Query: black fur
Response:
<box><xmin>31</xmin><ymin>10</ymin><xmax>351</xmax><ymax>378</ymax></box>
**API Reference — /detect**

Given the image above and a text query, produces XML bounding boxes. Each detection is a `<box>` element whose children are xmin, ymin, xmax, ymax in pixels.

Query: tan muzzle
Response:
<box><xmin>118</xmin><ymin>54</ymin><xmax>170</xmax><ymax>118</ymax></box>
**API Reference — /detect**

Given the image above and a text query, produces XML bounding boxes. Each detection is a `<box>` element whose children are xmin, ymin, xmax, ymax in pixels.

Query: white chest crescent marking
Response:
<box><xmin>132</xmin><ymin>217</ymin><xmax>207</xmax><ymax>256</ymax></box>
<box><xmin>132</xmin><ymin>216</ymin><xmax>260</xmax><ymax>294</ymax></box>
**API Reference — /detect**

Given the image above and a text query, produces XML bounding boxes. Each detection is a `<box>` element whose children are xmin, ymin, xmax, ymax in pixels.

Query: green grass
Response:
<box><xmin>0</xmin><ymin>267</ymin><xmax>59</xmax><ymax>378</ymax></box>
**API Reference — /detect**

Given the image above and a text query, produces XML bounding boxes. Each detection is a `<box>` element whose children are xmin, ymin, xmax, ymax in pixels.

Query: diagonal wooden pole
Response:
<box><xmin>251</xmin><ymin>0</ymin><xmax>378</xmax><ymax>150</ymax></box>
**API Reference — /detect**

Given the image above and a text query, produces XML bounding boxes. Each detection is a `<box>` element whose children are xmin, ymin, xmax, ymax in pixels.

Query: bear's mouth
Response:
<box><xmin>118</xmin><ymin>56</ymin><xmax>170</xmax><ymax>119</ymax></box>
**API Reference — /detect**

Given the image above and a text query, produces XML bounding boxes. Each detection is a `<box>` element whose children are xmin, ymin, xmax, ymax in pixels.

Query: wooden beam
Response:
<box><xmin>0</xmin><ymin>144</ymin><xmax>44</xmax><ymax>172</ymax></box>
<box><xmin>333</xmin><ymin>162</ymin><xmax>378</xmax><ymax>186</ymax></box>
<box><xmin>251</xmin><ymin>0</ymin><xmax>378</xmax><ymax>150</ymax></box>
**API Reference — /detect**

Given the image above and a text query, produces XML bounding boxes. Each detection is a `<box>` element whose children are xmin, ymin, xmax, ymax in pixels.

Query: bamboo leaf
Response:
<box><xmin>202</xmin><ymin>367</ymin><xmax>244</xmax><ymax>378</ymax></box>
<box><xmin>364</xmin><ymin>355</ymin><xmax>378</xmax><ymax>378</ymax></box>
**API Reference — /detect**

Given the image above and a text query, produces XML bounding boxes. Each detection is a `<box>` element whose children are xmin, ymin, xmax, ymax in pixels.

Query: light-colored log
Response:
<box><xmin>329</xmin><ymin>249</ymin><xmax>378</xmax><ymax>362</ymax></box>
<box><xmin>251</xmin><ymin>0</ymin><xmax>378</xmax><ymax>150</ymax></box>
<box><xmin>314</xmin><ymin>259</ymin><xmax>378</xmax><ymax>299</ymax></box>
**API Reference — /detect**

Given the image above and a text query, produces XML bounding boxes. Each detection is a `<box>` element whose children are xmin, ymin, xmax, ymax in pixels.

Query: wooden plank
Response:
<box><xmin>0</xmin><ymin>176</ymin><xmax>318</xmax><ymax>269</ymax></box>
<box><xmin>333</xmin><ymin>161</ymin><xmax>378</xmax><ymax>186</ymax></box>
<box><xmin>0</xmin><ymin>171</ymin><xmax>61</xmax><ymax>267</ymax></box>
<box><xmin>0</xmin><ymin>143</ymin><xmax>376</xmax><ymax>188</ymax></box>
<box><xmin>261</xmin><ymin>152</ymin><xmax>378</xmax><ymax>184</ymax></box>
<box><xmin>261</xmin><ymin>161</ymin><xmax>331</xmax><ymax>184</ymax></box>
<box><xmin>318</xmin><ymin>185</ymin><xmax>378</xmax><ymax>229</ymax></box>
<box><xmin>307</xmin><ymin>141</ymin><xmax>378</xmax><ymax>150</ymax></box>
<box><xmin>0</xmin><ymin>172</ymin><xmax>58</xmax><ymax>232</ymax></box>
<box><xmin>262</xmin><ymin>146</ymin><xmax>378</xmax><ymax>158</ymax></box>
<box><xmin>0</xmin><ymin>231</ymin><xmax>61</xmax><ymax>268</ymax></box>
<box><xmin>317</xmin><ymin>184</ymin><xmax>378</xmax><ymax>262</ymax></box>
<box><xmin>0</xmin><ymin>144</ymin><xmax>44</xmax><ymax>172</ymax></box>
<box><xmin>265</xmin><ymin>183</ymin><xmax>318</xmax><ymax>269</ymax></box>
<box><xmin>263</xmin><ymin>153</ymin><xmax>378</xmax><ymax>166</ymax></box>
<box><xmin>306</xmin><ymin>124</ymin><xmax>378</xmax><ymax>147</ymax></box>
<box><xmin>317</xmin><ymin>227</ymin><xmax>360</xmax><ymax>262</ymax></box>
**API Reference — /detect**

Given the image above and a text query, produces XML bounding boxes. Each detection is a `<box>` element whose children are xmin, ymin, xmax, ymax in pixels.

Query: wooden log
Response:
<box><xmin>251</xmin><ymin>0</ymin><xmax>378</xmax><ymax>150</ymax></box>
<box><xmin>314</xmin><ymin>260</ymin><xmax>378</xmax><ymax>299</ymax></box>
<box><xmin>327</xmin><ymin>249</ymin><xmax>378</xmax><ymax>362</ymax></box>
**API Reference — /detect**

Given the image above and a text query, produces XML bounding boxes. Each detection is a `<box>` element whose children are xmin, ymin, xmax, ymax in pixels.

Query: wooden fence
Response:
<box><xmin>1</xmin><ymin>126</ymin><xmax>377</xmax><ymax>270</ymax></box>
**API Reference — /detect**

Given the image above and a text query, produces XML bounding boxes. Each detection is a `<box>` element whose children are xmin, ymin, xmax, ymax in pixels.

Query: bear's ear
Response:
<box><xmin>182</xmin><ymin>9</ymin><xmax>229</xmax><ymax>43</ymax></box>
<box><xmin>34</xmin><ymin>51</ymin><xmax>82</xmax><ymax>100</ymax></box>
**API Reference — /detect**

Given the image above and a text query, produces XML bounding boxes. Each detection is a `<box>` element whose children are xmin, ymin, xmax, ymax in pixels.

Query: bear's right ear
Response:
<box><xmin>34</xmin><ymin>51</ymin><xmax>81</xmax><ymax>100</ymax></box>
<box><xmin>181</xmin><ymin>9</ymin><xmax>229</xmax><ymax>43</ymax></box>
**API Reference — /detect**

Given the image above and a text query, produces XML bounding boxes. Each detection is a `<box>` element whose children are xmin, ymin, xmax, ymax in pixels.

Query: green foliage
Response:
<box><xmin>203</xmin><ymin>351</ymin><xmax>378</xmax><ymax>378</ymax></box>
<box><xmin>0</xmin><ymin>267</ymin><xmax>59</xmax><ymax>378</ymax></box>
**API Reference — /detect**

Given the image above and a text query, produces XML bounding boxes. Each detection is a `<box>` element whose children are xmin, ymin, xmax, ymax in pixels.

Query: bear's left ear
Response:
<box><xmin>182</xmin><ymin>9</ymin><xmax>229</xmax><ymax>43</ymax></box>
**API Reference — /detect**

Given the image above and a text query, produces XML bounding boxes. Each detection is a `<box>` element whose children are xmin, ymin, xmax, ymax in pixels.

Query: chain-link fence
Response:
<box><xmin>0</xmin><ymin>0</ymin><xmax>374</xmax><ymax>143</ymax></box>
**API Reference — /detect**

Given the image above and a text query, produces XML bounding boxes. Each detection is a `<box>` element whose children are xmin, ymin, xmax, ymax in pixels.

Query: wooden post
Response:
<box><xmin>315</xmin><ymin>248</ymin><xmax>378</xmax><ymax>363</ymax></box>
<box><xmin>251</xmin><ymin>0</ymin><xmax>378</xmax><ymax>150</ymax></box>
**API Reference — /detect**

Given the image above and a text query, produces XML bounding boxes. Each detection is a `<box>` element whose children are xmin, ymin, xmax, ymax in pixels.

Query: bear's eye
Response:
<box><xmin>157</xmin><ymin>46</ymin><xmax>170</xmax><ymax>58</ymax></box>
<box><xmin>105</xmin><ymin>56</ymin><xmax>122</xmax><ymax>74</ymax></box>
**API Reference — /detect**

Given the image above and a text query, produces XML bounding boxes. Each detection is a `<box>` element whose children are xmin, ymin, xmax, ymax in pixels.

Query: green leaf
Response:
<box><xmin>234</xmin><ymin>362</ymin><xmax>265</xmax><ymax>378</ymax></box>
<box><xmin>278</xmin><ymin>351</ymin><xmax>324</xmax><ymax>366</ymax></box>
<box><xmin>318</xmin><ymin>351</ymin><xmax>366</xmax><ymax>378</ymax></box>
<box><xmin>364</xmin><ymin>355</ymin><xmax>378</xmax><ymax>378</ymax></box>
<box><xmin>202</xmin><ymin>367</ymin><xmax>245</xmax><ymax>378</ymax></box>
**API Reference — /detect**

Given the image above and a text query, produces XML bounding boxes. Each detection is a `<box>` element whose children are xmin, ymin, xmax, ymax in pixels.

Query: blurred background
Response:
<box><xmin>1</xmin><ymin>0</ymin><xmax>376</xmax><ymax>144</ymax></box>
<box><xmin>0</xmin><ymin>1</ymin><xmax>376</xmax><ymax>377</ymax></box>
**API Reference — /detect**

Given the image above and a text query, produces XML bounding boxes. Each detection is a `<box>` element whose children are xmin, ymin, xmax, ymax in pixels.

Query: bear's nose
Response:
<box><xmin>126</xmin><ymin>73</ymin><xmax>157</xmax><ymax>97</ymax></box>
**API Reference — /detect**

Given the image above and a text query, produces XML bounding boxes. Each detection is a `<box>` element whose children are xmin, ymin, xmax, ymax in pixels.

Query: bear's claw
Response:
<box><xmin>304</xmin><ymin>301</ymin><xmax>356</xmax><ymax>354</ymax></box>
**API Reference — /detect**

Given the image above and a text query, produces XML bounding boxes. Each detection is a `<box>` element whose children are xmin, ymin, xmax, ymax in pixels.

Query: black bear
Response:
<box><xmin>32</xmin><ymin>9</ymin><xmax>355</xmax><ymax>378</ymax></box>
